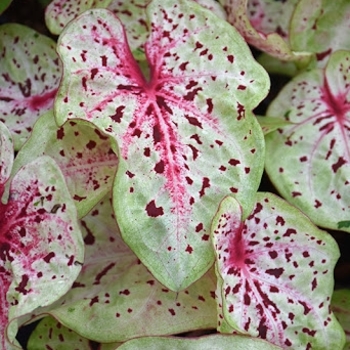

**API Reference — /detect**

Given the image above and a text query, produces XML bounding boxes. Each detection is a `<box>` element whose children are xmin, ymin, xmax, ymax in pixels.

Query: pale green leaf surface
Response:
<box><xmin>40</xmin><ymin>195</ymin><xmax>217</xmax><ymax>343</ymax></box>
<box><xmin>45</xmin><ymin>0</ymin><xmax>113</xmax><ymax>35</ymax></box>
<box><xmin>211</xmin><ymin>193</ymin><xmax>344</xmax><ymax>350</ymax></box>
<box><xmin>290</xmin><ymin>0</ymin><xmax>350</xmax><ymax>67</ymax></box>
<box><xmin>11</xmin><ymin>110</ymin><xmax>118</xmax><ymax>218</ymax></box>
<box><xmin>118</xmin><ymin>334</ymin><xmax>282</xmax><ymax>350</ymax></box>
<box><xmin>55</xmin><ymin>1</ymin><xmax>268</xmax><ymax>291</ymax></box>
<box><xmin>265</xmin><ymin>50</ymin><xmax>350</xmax><ymax>233</ymax></box>
<box><xmin>1</xmin><ymin>156</ymin><xmax>84</xmax><ymax>349</ymax></box>
<box><xmin>27</xmin><ymin>315</ymin><xmax>91</xmax><ymax>350</ymax></box>
<box><xmin>0</xmin><ymin>24</ymin><xmax>61</xmax><ymax>150</ymax></box>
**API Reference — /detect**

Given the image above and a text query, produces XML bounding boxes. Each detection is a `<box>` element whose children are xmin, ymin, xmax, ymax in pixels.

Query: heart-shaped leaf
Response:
<box><xmin>265</xmin><ymin>50</ymin><xmax>350</xmax><ymax>233</ymax></box>
<box><xmin>45</xmin><ymin>0</ymin><xmax>113</xmax><ymax>35</ymax></box>
<box><xmin>219</xmin><ymin>0</ymin><xmax>311</xmax><ymax>62</ymax></box>
<box><xmin>0</xmin><ymin>24</ymin><xmax>61</xmax><ymax>150</ymax></box>
<box><xmin>0</xmin><ymin>155</ymin><xmax>84</xmax><ymax>349</ymax></box>
<box><xmin>34</xmin><ymin>195</ymin><xmax>217</xmax><ymax>343</ymax></box>
<box><xmin>331</xmin><ymin>289</ymin><xmax>350</xmax><ymax>348</ymax></box>
<box><xmin>11</xmin><ymin>110</ymin><xmax>118</xmax><ymax>218</ymax></box>
<box><xmin>211</xmin><ymin>193</ymin><xmax>345</xmax><ymax>349</ymax></box>
<box><xmin>117</xmin><ymin>334</ymin><xmax>282</xmax><ymax>350</ymax></box>
<box><xmin>290</xmin><ymin>0</ymin><xmax>350</xmax><ymax>67</ymax></box>
<box><xmin>55</xmin><ymin>0</ymin><xmax>268</xmax><ymax>291</ymax></box>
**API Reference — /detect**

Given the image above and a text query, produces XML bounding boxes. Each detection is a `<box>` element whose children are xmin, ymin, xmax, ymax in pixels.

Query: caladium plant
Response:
<box><xmin>2</xmin><ymin>0</ymin><xmax>350</xmax><ymax>349</ymax></box>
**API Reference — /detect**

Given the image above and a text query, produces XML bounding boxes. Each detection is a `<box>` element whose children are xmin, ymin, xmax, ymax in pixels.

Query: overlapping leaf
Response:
<box><xmin>331</xmin><ymin>289</ymin><xmax>350</xmax><ymax>349</ymax></box>
<box><xmin>290</xmin><ymin>0</ymin><xmax>350</xmax><ymax>67</ymax></box>
<box><xmin>219</xmin><ymin>0</ymin><xmax>311</xmax><ymax>62</ymax></box>
<box><xmin>55</xmin><ymin>0</ymin><xmax>268</xmax><ymax>291</ymax></box>
<box><xmin>211</xmin><ymin>193</ymin><xmax>344</xmax><ymax>349</ymax></box>
<box><xmin>118</xmin><ymin>334</ymin><xmax>282</xmax><ymax>350</ymax></box>
<box><xmin>27</xmin><ymin>315</ymin><xmax>92</xmax><ymax>350</ymax></box>
<box><xmin>0</xmin><ymin>24</ymin><xmax>61</xmax><ymax>150</ymax></box>
<box><xmin>11</xmin><ymin>111</ymin><xmax>118</xmax><ymax>218</ymax></box>
<box><xmin>0</xmin><ymin>121</ymin><xmax>13</xmax><ymax>198</ymax></box>
<box><xmin>0</xmin><ymin>121</ymin><xmax>84</xmax><ymax>349</ymax></box>
<box><xmin>265</xmin><ymin>50</ymin><xmax>350</xmax><ymax>233</ymax></box>
<box><xmin>45</xmin><ymin>0</ymin><xmax>113</xmax><ymax>35</ymax></box>
<box><xmin>35</xmin><ymin>195</ymin><xmax>217</xmax><ymax>343</ymax></box>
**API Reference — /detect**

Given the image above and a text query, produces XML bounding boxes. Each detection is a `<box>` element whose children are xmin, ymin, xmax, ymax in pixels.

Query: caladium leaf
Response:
<box><xmin>38</xmin><ymin>195</ymin><xmax>216</xmax><ymax>343</ymax></box>
<box><xmin>0</xmin><ymin>24</ymin><xmax>61</xmax><ymax>150</ymax></box>
<box><xmin>117</xmin><ymin>334</ymin><xmax>282</xmax><ymax>350</ymax></box>
<box><xmin>55</xmin><ymin>0</ymin><xmax>268</xmax><ymax>291</ymax></box>
<box><xmin>11</xmin><ymin>110</ymin><xmax>118</xmax><ymax>218</ymax></box>
<box><xmin>331</xmin><ymin>289</ymin><xmax>350</xmax><ymax>348</ymax></box>
<box><xmin>290</xmin><ymin>0</ymin><xmax>350</xmax><ymax>67</ymax></box>
<box><xmin>265</xmin><ymin>50</ymin><xmax>350</xmax><ymax>233</ymax></box>
<box><xmin>45</xmin><ymin>0</ymin><xmax>114</xmax><ymax>35</ymax></box>
<box><xmin>219</xmin><ymin>0</ymin><xmax>311</xmax><ymax>62</ymax></box>
<box><xmin>0</xmin><ymin>154</ymin><xmax>84</xmax><ymax>349</ymax></box>
<box><xmin>211</xmin><ymin>193</ymin><xmax>345</xmax><ymax>349</ymax></box>
<box><xmin>0</xmin><ymin>122</ymin><xmax>13</xmax><ymax>199</ymax></box>
<box><xmin>27</xmin><ymin>315</ymin><xmax>92</xmax><ymax>350</ymax></box>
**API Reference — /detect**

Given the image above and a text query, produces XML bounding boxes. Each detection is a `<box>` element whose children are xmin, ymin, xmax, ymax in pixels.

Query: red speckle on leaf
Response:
<box><xmin>111</xmin><ymin>106</ymin><xmax>125</xmax><ymax>123</ymax></box>
<box><xmin>299</xmin><ymin>300</ymin><xmax>311</xmax><ymax>315</ymax></box>
<box><xmin>86</xmin><ymin>140</ymin><xmax>97</xmax><ymax>150</ymax></box>
<box><xmin>126</xmin><ymin>171</ymin><xmax>135</xmax><ymax>178</ymax></box>
<box><xmin>82</xmin><ymin>77</ymin><xmax>87</xmax><ymax>91</ymax></box>
<box><xmin>81</xmin><ymin>220</ymin><xmax>95</xmax><ymax>245</ymax></box>
<box><xmin>332</xmin><ymin>157</ymin><xmax>346</xmax><ymax>173</ymax></box>
<box><xmin>185</xmin><ymin>244</ymin><xmax>193</xmax><ymax>254</ymax></box>
<box><xmin>89</xmin><ymin>296</ymin><xmax>99</xmax><ymax>306</ymax></box>
<box><xmin>314</xmin><ymin>199</ymin><xmax>322</xmax><ymax>208</ymax></box>
<box><xmin>276</xmin><ymin>216</ymin><xmax>285</xmax><ymax>226</ymax></box>
<box><xmin>229</xmin><ymin>158</ymin><xmax>240</xmax><ymax>166</ymax></box>
<box><xmin>269</xmin><ymin>251</ymin><xmax>278</xmax><ymax>259</ymax></box>
<box><xmin>73</xmin><ymin>194</ymin><xmax>87</xmax><ymax>202</ymax></box>
<box><xmin>91</xmin><ymin>68</ymin><xmax>98</xmax><ymax>79</ymax></box>
<box><xmin>57</xmin><ymin>127</ymin><xmax>64</xmax><ymax>140</ymax></box>
<box><xmin>15</xmin><ymin>274</ymin><xmax>30</xmax><ymax>295</ymax></box>
<box><xmin>199</xmin><ymin>177</ymin><xmax>210</xmax><ymax>197</ymax></box>
<box><xmin>146</xmin><ymin>200</ymin><xmax>164</xmax><ymax>217</ymax></box>
<box><xmin>154</xmin><ymin>160</ymin><xmax>165</xmax><ymax>174</ymax></box>
<box><xmin>283</xmin><ymin>228</ymin><xmax>297</xmax><ymax>237</ymax></box>
<box><xmin>101</xmin><ymin>55</ymin><xmax>108</xmax><ymax>66</ymax></box>
<box><xmin>195</xmin><ymin>223</ymin><xmax>203</xmax><ymax>232</ymax></box>
<box><xmin>185</xmin><ymin>115</ymin><xmax>203</xmax><ymax>128</ymax></box>
<box><xmin>119</xmin><ymin>289</ymin><xmax>130</xmax><ymax>296</ymax></box>
<box><xmin>227</xmin><ymin>55</ymin><xmax>234</xmax><ymax>63</ymax></box>
<box><xmin>168</xmin><ymin>308</ymin><xmax>176</xmax><ymax>316</ymax></box>
<box><xmin>265</xmin><ymin>268</ymin><xmax>284</xmax><ymax>278</ymax></box>
<box><xmin>43</xmin><ymin>252</ymin><xmax>55</xmax><ymax>263</ymax></box>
